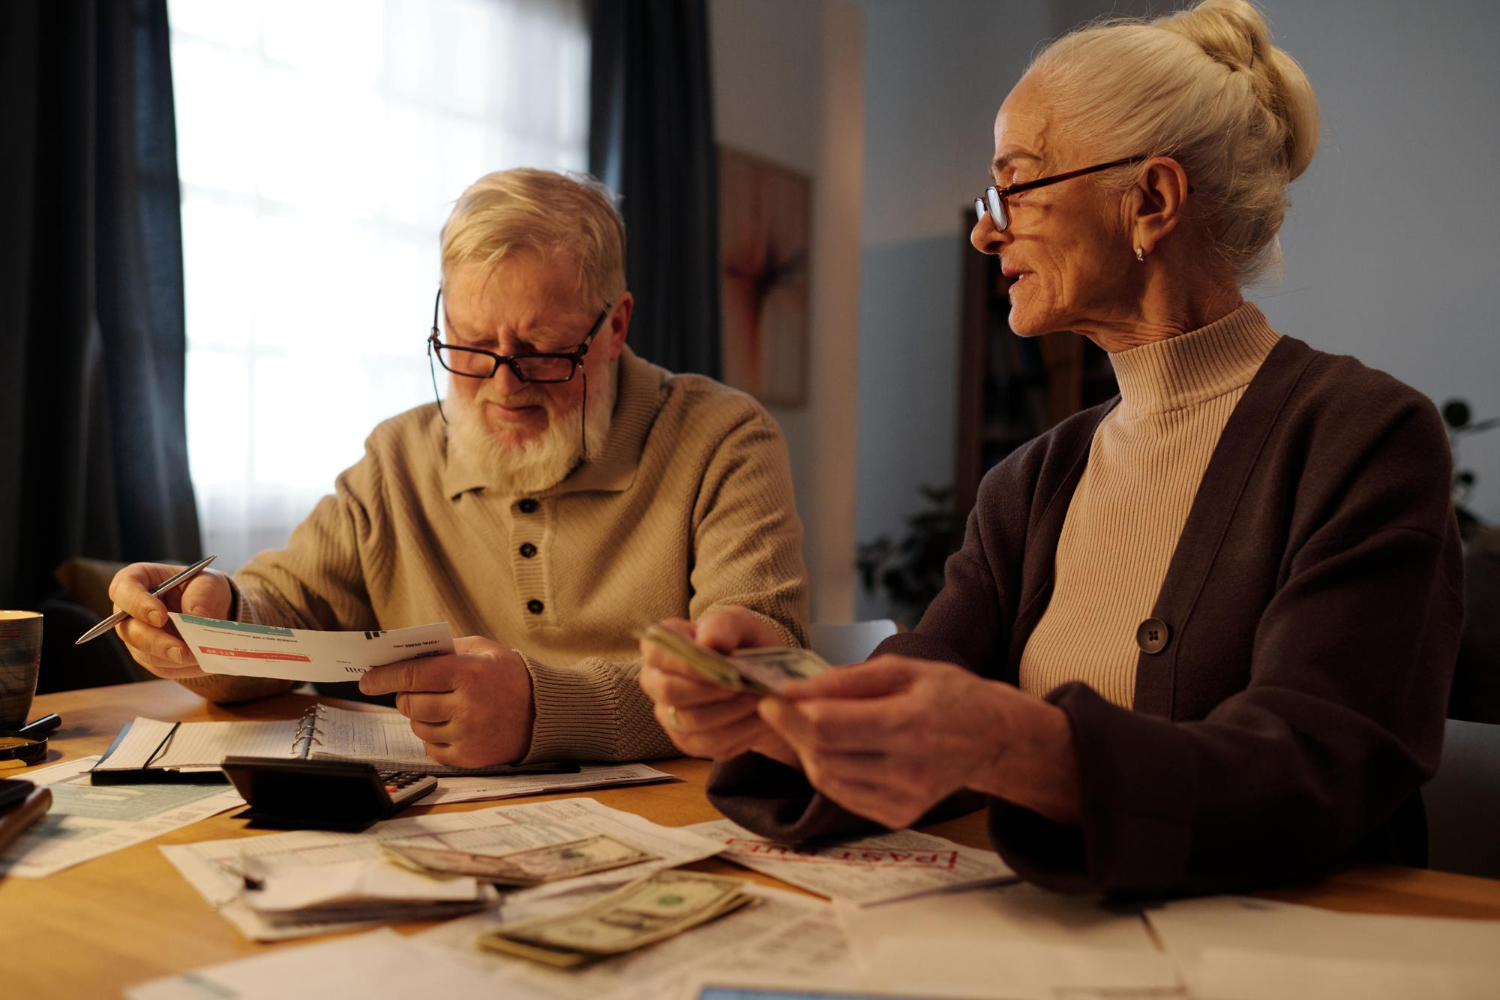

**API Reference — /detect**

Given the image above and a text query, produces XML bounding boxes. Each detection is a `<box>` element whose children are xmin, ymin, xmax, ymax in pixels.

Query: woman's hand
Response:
<box><xmin>760</xmin><ymin>655</ymin><xmax>1081</xmax><ymax>830</ymax></box>
<box><xmin>638</xmin><ymin>608</ymin><xmax>799</xmax><ymax>766</ymax></box>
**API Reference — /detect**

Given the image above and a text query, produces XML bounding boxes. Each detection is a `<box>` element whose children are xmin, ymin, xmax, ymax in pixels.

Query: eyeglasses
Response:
<box><xmin>426</xmin><ymin>288</ymin><xmax>611</xmax><ymax>383</ymax></box>
<box><xmin>425</xmin><ymin>288</ymin><xmax>612</xmax><ymax>428</ymax></box>
<box><xmin>975</xmin><ymin>156</ymin><xmax>1145</xmax><ymax>232</ymax></box>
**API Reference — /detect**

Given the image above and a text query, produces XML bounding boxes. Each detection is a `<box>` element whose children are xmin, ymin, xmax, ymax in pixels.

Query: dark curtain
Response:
<box><xmin>588</xmin><ymin>0</ymin><xmax>722</xmax><ymax>378</ymax></box>
<box><xmin>0</xmin><ymin>0</ymin><xmax>201</xmax><ymax>611</ymax></box>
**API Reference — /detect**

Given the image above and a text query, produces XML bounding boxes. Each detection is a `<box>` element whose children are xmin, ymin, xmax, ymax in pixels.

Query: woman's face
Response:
<box><xmin>971</xmin><ymin>74</ymin><xmax>1137</xmax><ymax>338</ymax></box>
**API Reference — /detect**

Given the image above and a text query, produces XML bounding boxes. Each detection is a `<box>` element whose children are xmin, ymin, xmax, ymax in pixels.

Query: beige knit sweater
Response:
<box><xmin>179</xmin><ymin>348</ymin><xmax>809</xmax><ymax>762</ymax></box>
<box><xmin>1019</xmin><ymin>303</ymin><xmax>1281</xmax><ymax>706</ymax></box>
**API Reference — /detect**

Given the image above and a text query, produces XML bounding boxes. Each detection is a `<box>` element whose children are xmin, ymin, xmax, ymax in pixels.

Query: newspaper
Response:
<box><xmin>160</xmin><ymin>797</ymin><xmax>724</xmax><ymax>940</ymax></box>
<box><xmin>684</xmin><ymin>818</ymin><xmax>1016</xmax><ymax>905</ymax></box>
<box><xmin>0</xmin><ymin>756</ymin><xmax>244</xmax><ymax>879</ymax></box>
<box><xmin>416</xmin><ymin>883</ymin><xmax>854</xmax><ymax>999</ymax></box>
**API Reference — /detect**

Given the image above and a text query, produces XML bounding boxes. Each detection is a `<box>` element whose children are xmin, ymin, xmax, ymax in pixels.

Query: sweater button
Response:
<box><xmin>1136</xmin><ymin>618</ymin><xmax>1170</xmax><ymax>654</ymax></box>
<box><xmin>519</xmin><ymin>542</ymin><xmax>537</xmax><ymax>558</ymax></box>
<box><xmin>518</xmin><ymin>499</ymin><xmax>539</xmax><ymax>514</ymax></box>
<box><xmin>527</xmin><ymin>599</ymin><xmax>544</xmax><ymax>614</ymax></box>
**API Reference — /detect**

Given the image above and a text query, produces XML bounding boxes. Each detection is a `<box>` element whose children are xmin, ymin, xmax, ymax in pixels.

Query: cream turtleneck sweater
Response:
<box><xmin>1018</xmin><ymin>303</ymin><xmax>1282</xmax><ymax>707</ymax></box>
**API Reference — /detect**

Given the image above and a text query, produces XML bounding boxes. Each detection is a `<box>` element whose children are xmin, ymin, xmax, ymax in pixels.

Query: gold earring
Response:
<box><xmin>1135</xmin><ymin>246</ymin><xmax>1145</xmax><ymax>262</ymax></box>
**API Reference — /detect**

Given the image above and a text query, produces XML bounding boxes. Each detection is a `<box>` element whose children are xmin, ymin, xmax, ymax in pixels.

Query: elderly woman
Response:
<box><xmin>639</xmin><ymin>0</ymin><xmax>1463</xmax><ymax>895</ymax></box>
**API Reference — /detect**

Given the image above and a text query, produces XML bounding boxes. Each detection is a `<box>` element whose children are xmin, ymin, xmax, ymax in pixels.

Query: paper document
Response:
<box><xmin>126</xmin><ymin>928</ymin><xmax>498</xmax><ymax>1000</ymax></box>
<box><xmin>835</xmin><ymin>883</ymin><xmax>1177</xmax><ymax>999</ymax></box>
<box><xmin>417</xmin><ymin>884</ymin><xmax>855</xmax><ymax>1000</ymax></box>
<box><xmin>1190</xmin><ymin>945</ymin><xmax>1499</xmax><ymax>1000</ymax></box>
<box><xmin>1145</xmin><ymin>895</ymin><xmax>1500</xmax><ymax>970</ymax></box>
<box><xmin>0</xmin><ymin>756</ymin><xmax>244</xmax><ymax>879</ymax></box>
<box><xmin>685</xmin><ymin>818</ymin><xmax>1015</xmax><ymax>906</ymax></box>
<box><xmin>161</xmin><ymin>797</ymin><xmax>724</xmax><ymax>940</ymax></box>
<box><xmin>169</xmin><ymin>612</ymin><xmax>453</xmax><ymax>683</ymax></box>
<box><xmin>426</xmin><ymin>764</ymin><xmax>675</xmax><ymax>806</ymax></box>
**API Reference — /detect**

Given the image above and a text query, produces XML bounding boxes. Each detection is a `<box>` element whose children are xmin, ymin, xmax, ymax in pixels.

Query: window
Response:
<box><xmin>168</xmin><ymin>0</ymin><xmax>588</xmax><ymax>570</ymax></box>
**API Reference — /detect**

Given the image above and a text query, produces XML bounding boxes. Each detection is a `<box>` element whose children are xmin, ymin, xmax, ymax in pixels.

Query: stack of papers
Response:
<box><xmin>239</xmin><ymin>856</ymin><xmax>495</xmax><ymax>929</ymax></box>
<box><xmin>161</xmin><ymin>797</ymin><xmax>725</xmax><ymax>940</ymax></box>
<box><xmin>684</xmin><ymin>818</ymin><xmax>1016</xmax><ymax>905</ymax></box>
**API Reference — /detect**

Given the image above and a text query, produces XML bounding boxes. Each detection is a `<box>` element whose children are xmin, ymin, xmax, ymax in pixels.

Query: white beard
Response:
<box><xmin>447</xmin><ymin>362</ymin><xmax>618</xmax><ymax>495</ymax></box>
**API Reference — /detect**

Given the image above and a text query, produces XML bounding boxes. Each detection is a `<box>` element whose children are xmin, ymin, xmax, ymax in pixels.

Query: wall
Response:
<box><xmin>709</xmin><ymin>0</ymin><xmax>865</xmax><ymax>623</ymax></box>
<box><xmin>852</xmin><ymin>0</ymin><xmax>1052</xmax><ymax>619</ymax></box>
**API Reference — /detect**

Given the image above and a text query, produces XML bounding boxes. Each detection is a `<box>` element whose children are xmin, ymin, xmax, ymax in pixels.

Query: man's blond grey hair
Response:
<box><xmin>440</xmin><ymin>168</ymin><xmax>627</xmax><ymax>306</ymax></box>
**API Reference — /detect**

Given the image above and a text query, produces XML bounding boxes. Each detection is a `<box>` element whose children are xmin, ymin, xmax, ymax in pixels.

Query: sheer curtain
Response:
<box><xmin>167</xmin><ymin>0</ymin><xmax>588</xmax><ymax>571</ymax></box>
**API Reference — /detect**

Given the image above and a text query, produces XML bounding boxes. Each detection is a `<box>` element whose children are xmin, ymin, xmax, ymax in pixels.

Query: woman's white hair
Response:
<box><xmin>1029</xmin><ymin>0</ymin><xmax>1319</xmax><ymax>285</ymax></box>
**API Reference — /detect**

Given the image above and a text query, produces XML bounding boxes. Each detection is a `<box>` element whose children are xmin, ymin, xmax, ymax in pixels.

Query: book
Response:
<box><xmin>89</xmin><ymin>705</ymin><xmax>575</xmax><ymax>779</ymax></box>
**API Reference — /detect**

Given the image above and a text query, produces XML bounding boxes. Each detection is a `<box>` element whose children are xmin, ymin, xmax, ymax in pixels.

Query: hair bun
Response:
<box><xmin>1163</xmin><ymin>0</ymin><xmax>1318</xmax><ymax>178</ymax></box>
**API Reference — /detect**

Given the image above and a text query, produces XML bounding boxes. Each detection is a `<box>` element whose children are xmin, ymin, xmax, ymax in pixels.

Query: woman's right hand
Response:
<box><xmin>638</xmin><ymin>607</ymin><xmax>801</xmax><ymax>767</ymax></box>
<box><xmin>107</xmin><ymin>562</ymin><xmax>233</xmax><ymax>680</ymax></box>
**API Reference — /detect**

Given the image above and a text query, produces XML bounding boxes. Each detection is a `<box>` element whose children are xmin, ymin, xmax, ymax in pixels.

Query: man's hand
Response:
<box><xmin>109</xmin><ymin>562</ymin><xmax>234</xmax><ymax>680</ymax></box>
<box><xmin>360</xmin><ymin>636</ymin><xmax>535</xmax><ymax>769</ymax></box>
<box><xmin>638</xmin><ymin>607</ymin><xmax>799</xmax><ymax>766</ymax></box>
<box><xmin>760</xmin><ymin>655</ymin><xmax>1082</xmax><ymax>830</ymax></box>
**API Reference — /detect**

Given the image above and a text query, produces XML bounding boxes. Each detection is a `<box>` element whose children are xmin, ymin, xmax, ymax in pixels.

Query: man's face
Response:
<box><xmin>442</xmin><ymin>254</ymin><xmax>624</xmax><ymax>451</ymax></box>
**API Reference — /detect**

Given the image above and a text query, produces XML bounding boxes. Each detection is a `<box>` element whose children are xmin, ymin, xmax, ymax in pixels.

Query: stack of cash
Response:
<box><xmin>239</xmin><ymin>856</ymin><xmax>495</xmax><ymax>928</ymax></box>
<box><xmin>381</xmin><ymin>834</ymin><xmax>655</xmax><ymax>887</ymax></box>
<box><xmin>640</xmin><ymin>625</ymin><xmax>831</xmax><ymax>695</ymax></box>
<box><xmin>476</xmin><ymin>869</ymin><xmax>754</xmax><ymax>968</ymax></box>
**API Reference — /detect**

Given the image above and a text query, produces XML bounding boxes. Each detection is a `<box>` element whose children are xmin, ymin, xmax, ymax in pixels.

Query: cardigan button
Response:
<box><xmin>527</xmin><ymin>599</ymin><xmax>544</xmax><ymax>615</ymax></box>
<box><xmin>519</xmin><ymin>542</ymin><xmax>537</xmax><ymax>558</ymax></box>
<box><xmin>518</xmin><ymin>499</ymin><xmax>539</xmax><ymax>514</ymax></box>
<box><xmin>1136</xmin><ymin>618</ymin><xmax>1170</xmax><ymax>654</ymax></box>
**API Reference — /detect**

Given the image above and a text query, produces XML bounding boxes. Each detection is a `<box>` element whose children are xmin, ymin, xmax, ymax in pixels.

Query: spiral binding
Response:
<box><xmin>289</xmin><ymin>704</ymin><xmax>328</xmax><ymax>757</ymax></box>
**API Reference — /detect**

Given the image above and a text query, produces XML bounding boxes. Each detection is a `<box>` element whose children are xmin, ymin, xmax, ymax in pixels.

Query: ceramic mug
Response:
<box><xmin>0</xmin><ymin>610</ymin><xmax>43</xmax><ymax>730</ymax></box>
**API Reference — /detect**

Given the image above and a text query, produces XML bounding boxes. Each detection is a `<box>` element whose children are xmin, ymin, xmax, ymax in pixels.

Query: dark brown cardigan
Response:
<box><xmin>708</xmin><ymin>334</ymin><xmax>1465</xmax><ymax>895</ymax></box>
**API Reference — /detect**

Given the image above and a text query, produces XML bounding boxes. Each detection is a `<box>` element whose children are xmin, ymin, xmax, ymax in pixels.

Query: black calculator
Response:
<box><xmin>221</xmin><ymin>756</ymin><xmax>438</xmax><ymax>831</ymax></box>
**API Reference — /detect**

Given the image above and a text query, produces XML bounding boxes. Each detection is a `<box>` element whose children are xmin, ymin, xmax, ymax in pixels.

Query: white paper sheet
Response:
<box><xmin>1189</xmin><ymin>945</ymin><xmax>1500</xmax><ymax>1000</ymax></box>
<box><xmin>169</xmin><ymin>612</ymin><xmax>453</xmax><ymax>683</ymax></box>
<box><xmin>0</xmin><ymin>756</ymin><xmax>244</xmax><ymax>879</ymax></box>
<box><xmin>160</xmin><ymin>797</ymin><xmax>724</xmax><ymax>940</ymax></box>
<box><xmin>832</xmin><ymin>883</ymin><xmax>1177</xmax><ymax>999</ymax></box>
<box><xmin>425</xmin><ymin>764</ymin><xmax>676</xmax><ymax>805</ymax></box>
<box><xmin>684</xmin><ymin>818</ymin><xmax>1015</xmax><ymax>906</ymax></box>
<box><xmin>416</xmin><ymin>884</ymin><xmax>854</xmax><ymax>1000</ymax></box>
<box><xmin>242</xmin><ymin>856</ymin><xmax>483</xmax><ymax>912</ymax></box>
<box><xmin>125</xmin><ymin>928</ymin><xmax>498</xmax><ymax>1000</ymax></box>
<box><xmin>1145</xmin><ymin>895</ymin><xmax>1500</xmax><ymax>970</ymax></box>
<box><xmin>92</xmin><ymin>717</ymin><xmax>301</xmax><ymax>771</ymax></box>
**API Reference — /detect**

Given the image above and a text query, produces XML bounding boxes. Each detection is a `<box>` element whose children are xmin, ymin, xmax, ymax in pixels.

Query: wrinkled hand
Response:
<box><xmin>760</xmin><ymin>655</ymin><xmax>1076</xmax><ymax>830</ymax></box>
<box><xmin>360</xmin><ymin>636</ymin><xmax>535</xmax><ymax>769</ymax></box>
<box><xmin>109</xmin><ymin>561</ymin><xmax>234</xmax><ymax>680</ymax></box>
<box><xmin>637</xmin><ymin>607</ymin><xmax>798</xmax><ymax>766</ymax></box>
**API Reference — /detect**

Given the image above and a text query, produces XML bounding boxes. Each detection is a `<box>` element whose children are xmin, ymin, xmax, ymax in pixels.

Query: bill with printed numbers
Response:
<box><xmin>382</xmin><ymin>834</ymin><xmax>656</xmax><ymax>886</ymax></box>
<box><xmin>168</xmin><ymin>613</ymin><xmax>455</xmax><ymax>683</ymax></box>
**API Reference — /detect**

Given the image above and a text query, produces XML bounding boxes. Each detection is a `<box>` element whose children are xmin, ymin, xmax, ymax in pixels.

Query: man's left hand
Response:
<box><xmin>360</xmin><ymin>635</ymin><xmax>535</xmax><ymax>769</ymax></box>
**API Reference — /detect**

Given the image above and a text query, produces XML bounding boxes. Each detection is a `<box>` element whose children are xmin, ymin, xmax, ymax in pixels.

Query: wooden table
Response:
<box><xmin>4</xmin><ymin>681</ymin><xmax>1500</xmax><ymax>997</ymax></box>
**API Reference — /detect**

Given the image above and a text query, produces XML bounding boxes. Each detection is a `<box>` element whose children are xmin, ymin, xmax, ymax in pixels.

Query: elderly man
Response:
<box><xmin>110</xmin><ymin>168</ymin><xmax>807</xmax><ymax>769</ymax></box>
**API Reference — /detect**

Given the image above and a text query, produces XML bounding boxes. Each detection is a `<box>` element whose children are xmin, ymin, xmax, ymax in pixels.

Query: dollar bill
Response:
<box><xmin>476</xmin><ymin>869</ymin><xmax>754</xmax><ymax>968</ymax></box>
<box><xmin>382</xmin><ymin>834</ymin><xmax>655</xmax><ymax>887</ymax></box>
<box><xmin>639</xmin><ymin>625</ymin><xmax>831</xmax><ymax>695</ymax></box>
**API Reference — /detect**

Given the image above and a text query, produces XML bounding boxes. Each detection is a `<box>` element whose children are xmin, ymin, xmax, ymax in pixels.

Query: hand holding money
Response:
<box><xmin>637</xmin><ymin>610</ymin><xmax>811</xmax><ymax>767</ymax></box>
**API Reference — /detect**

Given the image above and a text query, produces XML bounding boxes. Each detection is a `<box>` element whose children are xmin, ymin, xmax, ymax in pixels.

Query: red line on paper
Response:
<box><xmin>198</xmin><ymin>646</ymin><xmax>312</xmax><ymax>663</ymax></box>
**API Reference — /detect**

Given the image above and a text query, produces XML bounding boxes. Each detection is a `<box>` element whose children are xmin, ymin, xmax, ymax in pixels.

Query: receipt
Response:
<box><xmin>170</xmin><ymin>613</ymin><xmax>454</xmax><ymax>682</ymax></box>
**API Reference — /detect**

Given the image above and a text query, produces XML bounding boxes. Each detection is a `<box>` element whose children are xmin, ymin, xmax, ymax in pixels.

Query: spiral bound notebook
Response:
<box><xmin>90</xmin><ymin>705</ymin><xmax>575</xmax><ymax>780</ymax></box>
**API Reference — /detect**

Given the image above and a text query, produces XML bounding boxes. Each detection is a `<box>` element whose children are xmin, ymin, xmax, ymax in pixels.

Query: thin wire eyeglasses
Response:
<box><xmin>975</xmin><ymin>156</ymin><xmax>1145</xmax><ymax>232</ymax></box>
<box><xmin>425</xmin><ymin>288</ymin><xmax>612</xmax><ymax>425</ymax></box>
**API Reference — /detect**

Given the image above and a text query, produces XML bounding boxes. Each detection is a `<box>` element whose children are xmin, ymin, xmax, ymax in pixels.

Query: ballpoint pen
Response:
<box><xmin>74</xmin><ymin>555</ymin><xmax>218</xmax><ymax>645</ymax></box>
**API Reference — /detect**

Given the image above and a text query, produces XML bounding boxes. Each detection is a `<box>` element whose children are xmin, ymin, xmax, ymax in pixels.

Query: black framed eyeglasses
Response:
<box><xmin>426</xmin><ymin>288</ymin><xmax>612</xmax><ymax>384</ymax></box>
<box><xmin>975</xmin><ymin>155</ymin><xmax>1146</xmax><ymax>232</ymax></box>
